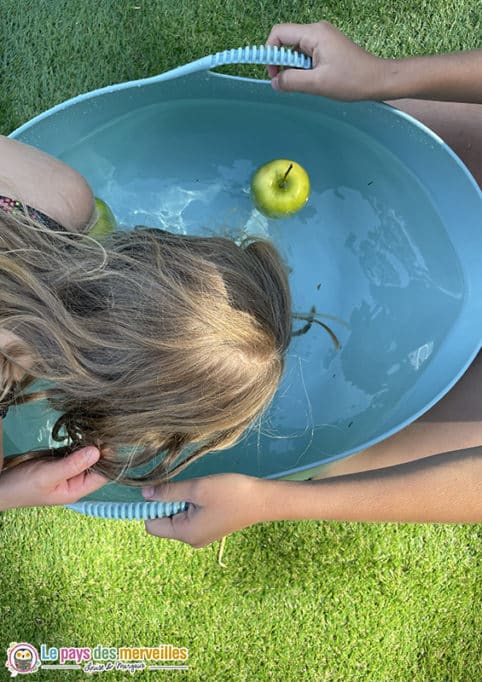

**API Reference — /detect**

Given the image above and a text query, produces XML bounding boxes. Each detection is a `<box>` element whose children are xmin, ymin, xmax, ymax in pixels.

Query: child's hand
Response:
<box><xmin>141</xmin><ymin>473</ymin><xmax>271</xmax><ymax>548</ymax></box>
<box><xmin>0</xmin><ymin>447</ymin><xmax>108</xmax><ymax>510</ymax></box>
<box><xmin>265</xmin><ymin>20</ymin><xmax>385</xmax><ymax>101</ymax></box>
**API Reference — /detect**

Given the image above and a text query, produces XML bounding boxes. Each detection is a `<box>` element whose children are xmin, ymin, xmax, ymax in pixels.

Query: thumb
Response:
<box><xmin>141</xmin><ymin>479</ymin><xmax>196</xmax><ymax>505</ymax></box>
<box><xmin>52</xmin><ymin>446</ymin><xmax>100</xmax><ymax>482</ymax></box>
<box><xmin>272</xmin><ymin>67</ymin><xmax>319</xmax><ymax>94</ymax></box>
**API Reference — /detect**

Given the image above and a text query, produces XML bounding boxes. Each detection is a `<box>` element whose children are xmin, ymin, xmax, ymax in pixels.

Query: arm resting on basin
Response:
<box><xmin>378</xmin><ymin>50</ymin><xmax>482</xmax><ymax>105</ymax></box>
<box><xmin>267</xmin><ymin>447</ymin><xmax>482</xmax><ymax>525</ymax></box>
<box><xmin>0</xmin><ymin>135</ymin><xmax>96</xmax><ymax>233</ymax></box>
<box><xmin>140</xmin><ymin>448</ymin><xmax>482</xmax><ymax>548</ymax></box>
<box><xmin>265</xmin><ymin>21</ymin><xmax>482</xmax><ymax>104</ymax></box>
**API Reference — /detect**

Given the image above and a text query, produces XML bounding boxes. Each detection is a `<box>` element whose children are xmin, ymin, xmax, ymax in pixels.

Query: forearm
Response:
<box><xmin>0</xmin><ymin>420</ymin><xmax>13</xmax><ymax>511</ymax></box>
<box><xmin>377</xmin><ymin>51</ymin><xmax>482</xmax><ymax>103</ymax></box>
<box><xmin>262</xmin><ymin>447</ymin><xmax>482</xmax><ymax>524</ymax></box>
<box><xmin>0</xmin><ymin>473</ymin><xmax>15</xmax><ymax>511</ymax></box>
<box><xmin>0</xmin><ymin>135</ymin><xmax>95</xmax><ymax>232</ymax></box>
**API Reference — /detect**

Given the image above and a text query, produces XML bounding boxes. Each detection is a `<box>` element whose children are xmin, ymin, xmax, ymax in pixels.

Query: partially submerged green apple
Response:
<box><xmin>88</xmin><ymin>197</ymin><xmax>116</xmax><ymax>240</ymax></box>
<box><xmin>251</xmin><ymin>159</ymin><xmax>310</xmax><ymax>218</ymax></box>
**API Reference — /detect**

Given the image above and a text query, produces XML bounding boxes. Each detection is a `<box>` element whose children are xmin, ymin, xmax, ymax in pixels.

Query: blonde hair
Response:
<box><xmin>0</xmin><ymin>208</ymin><xmax>291</xmax><ymax>485</ymax></box>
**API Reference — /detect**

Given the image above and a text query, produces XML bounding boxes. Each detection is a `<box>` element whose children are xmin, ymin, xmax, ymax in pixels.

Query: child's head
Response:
<box><xmin>0</xmin><ymin>210</ymin><xmax>291</xmax><ymax>484</ymax></box>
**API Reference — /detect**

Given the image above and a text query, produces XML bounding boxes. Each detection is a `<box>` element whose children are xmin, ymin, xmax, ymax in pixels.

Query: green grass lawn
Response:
<box><xmin>1</xmin><ymin>1</ymin><xmax>481</xmax><ymax>680</ymax></box>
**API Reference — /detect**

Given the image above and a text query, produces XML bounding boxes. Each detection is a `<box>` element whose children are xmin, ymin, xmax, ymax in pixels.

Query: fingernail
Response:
<box><xmin>83</xmin><ymin>447</ymin><xmax>99</xmax><ymax>462</ymax></box>
<box><xmin>271</xmin><ymin>77</ymin><xmax>280</xmax><ymax>90</ymax></box>
<box><xmin>142</xmin><ymin>486</ymin><xmax>154</xmax><ymax>498</ymax></box>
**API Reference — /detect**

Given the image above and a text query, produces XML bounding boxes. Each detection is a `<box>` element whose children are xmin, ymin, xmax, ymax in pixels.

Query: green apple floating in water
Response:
<box><xmin>87</xmin><ymin>197</ymin><xmax>117</xmax><ymax>240</ymax></box>
<box><xmin>251</xmin><ymin>159</ymin><xmax>310</xmax><ymax>218</ymax></box>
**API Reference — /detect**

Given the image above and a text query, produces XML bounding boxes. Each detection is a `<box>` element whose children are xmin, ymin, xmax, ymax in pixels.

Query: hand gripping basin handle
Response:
<box><xmin>66</xmin><ymin>500</ymin><xmax>189</xmax><ymax>520</ymax></box>
<box><xmin>160</xmin><ymin>45</ymin><xmax>313</xmax><ymax>79</ymax></box>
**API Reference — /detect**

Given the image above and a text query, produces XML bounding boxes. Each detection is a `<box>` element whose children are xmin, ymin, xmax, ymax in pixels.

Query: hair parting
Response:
<box><xmin>0</xmin><ymin>207</ymin><xmax>292</xmax><ymax>485</ymax></box>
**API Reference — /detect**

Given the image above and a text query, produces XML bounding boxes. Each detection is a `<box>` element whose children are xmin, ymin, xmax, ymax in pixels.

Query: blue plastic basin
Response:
<box><xmin>5</xmin><ymin>66</ymin><xmax>481</xmax><ymax>511</ymax></box>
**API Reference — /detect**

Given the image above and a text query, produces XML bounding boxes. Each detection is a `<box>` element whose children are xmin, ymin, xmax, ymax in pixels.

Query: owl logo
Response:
<box><xmin>5</xmin><ymin>642</ymin><xmax>40</xmax><ymax>676</ymax></box>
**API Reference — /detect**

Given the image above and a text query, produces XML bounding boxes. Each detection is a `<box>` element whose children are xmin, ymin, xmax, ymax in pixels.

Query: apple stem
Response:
<box><xmin>280</xmin><ymin>163</ymin><xmax>293</xmax><ymax>188</ymax></box>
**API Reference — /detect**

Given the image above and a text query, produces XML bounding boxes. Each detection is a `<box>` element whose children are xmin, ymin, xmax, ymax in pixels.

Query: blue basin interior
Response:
<box><xmin>5</xmin><ymin>70</ymin><xmax>481</xmax><ymax>503</ymax></box>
